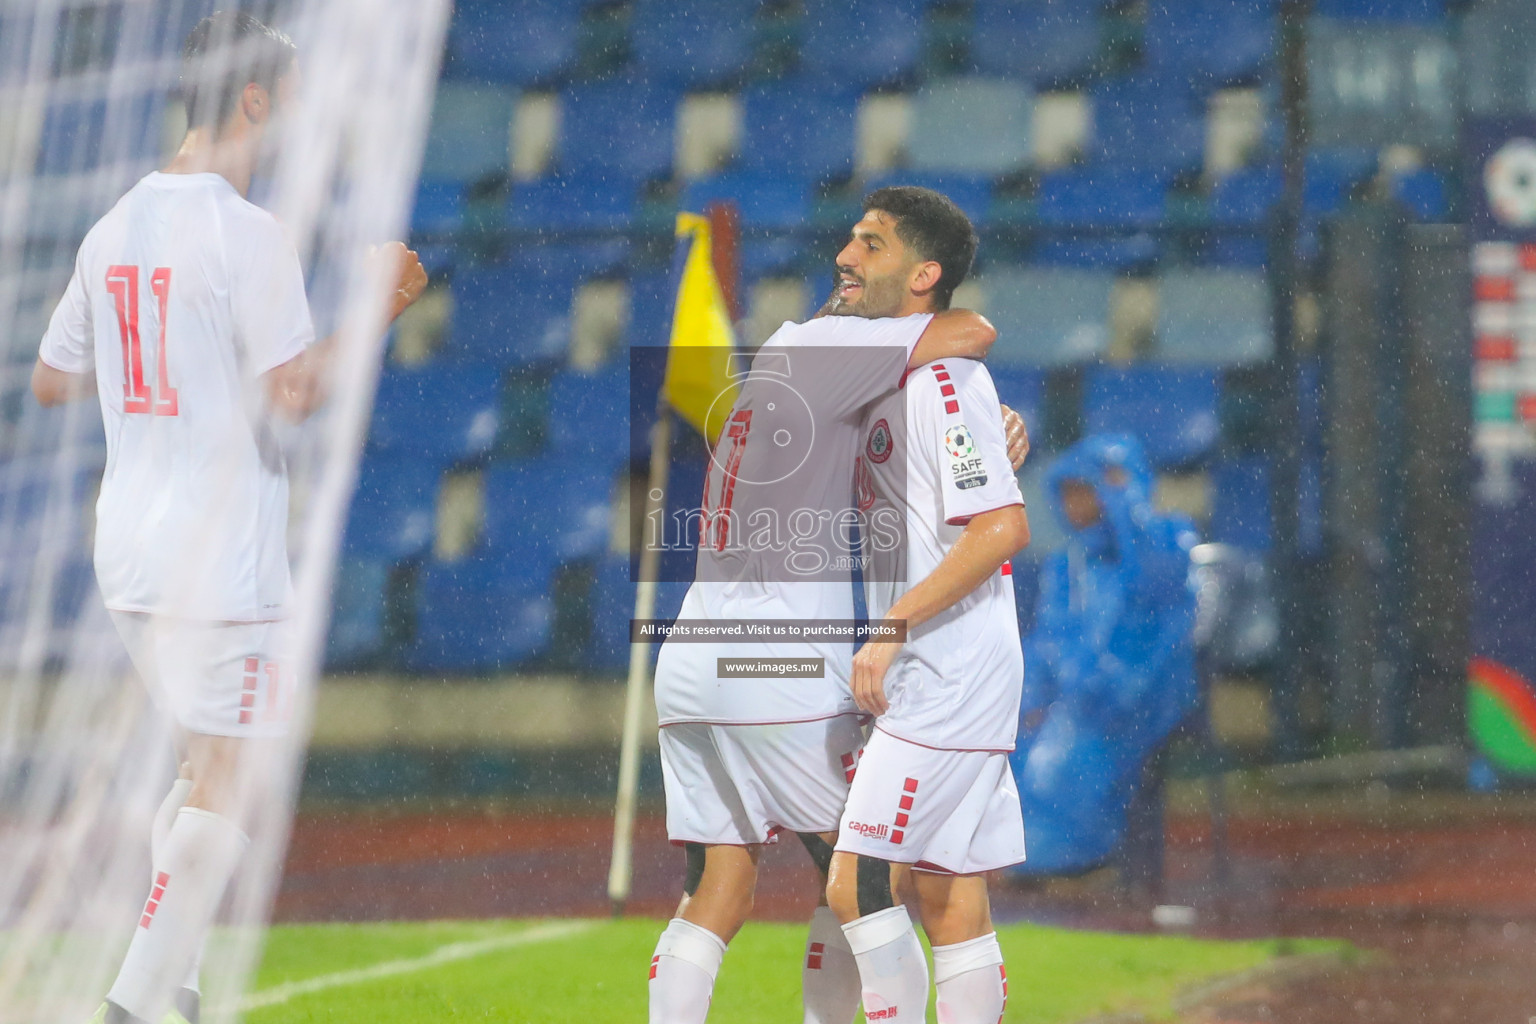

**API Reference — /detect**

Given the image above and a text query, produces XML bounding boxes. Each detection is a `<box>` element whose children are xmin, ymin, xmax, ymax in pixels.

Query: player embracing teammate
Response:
<box><xmin>647</xmin><ymin>186</ymin><xmax>1030</xmax><ymax>1024</ymax></box>
<box><xmin>33</xmin><ymin>12</ymin><xmax>425</xmax><ymax>1023</ymax></box>
<box><xmin>830</xmin><ymin>327</ymin><xmax>1030</xmax><ymax>1023</ymax></box>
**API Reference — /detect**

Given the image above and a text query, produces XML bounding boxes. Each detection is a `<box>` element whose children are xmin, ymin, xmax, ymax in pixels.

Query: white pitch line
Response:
<box><xmin>234</xmin><ymin>919</ymin><xmax>596</xmax><ymax>1013</ymax></box>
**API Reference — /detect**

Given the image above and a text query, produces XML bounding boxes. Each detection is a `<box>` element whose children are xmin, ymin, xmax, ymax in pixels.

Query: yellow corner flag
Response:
<box><xmin>663</xmin><ymin>212</ymin><xmax>739</xmax><ymax>443</ymax></box>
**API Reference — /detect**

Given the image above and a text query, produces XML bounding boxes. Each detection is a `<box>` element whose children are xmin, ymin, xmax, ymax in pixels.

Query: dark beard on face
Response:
<box><xmin>823</xmin><ymin>271</ymin><xmax>902</xmax><ymax>319</ymax></box>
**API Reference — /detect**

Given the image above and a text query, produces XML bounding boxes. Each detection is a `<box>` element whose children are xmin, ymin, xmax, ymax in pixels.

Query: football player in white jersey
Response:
<box><xmin>824</xmin><ymin>232</ymin><xmax>1031</xmax><ymax>1020</ymax></box>
<box><xmin>648</xmin><ymin>187</ymin><xmax>1024</xmax><ymax>1024</ymax></box>
<box><xmin>32</xmin><ymin>14</ymin><xmax>425</xmax><ymax>1024</ymax></box>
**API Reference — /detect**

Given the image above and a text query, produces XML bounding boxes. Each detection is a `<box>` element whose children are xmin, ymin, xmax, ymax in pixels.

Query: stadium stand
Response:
<box><xmin>368</xmin><ymin>364</ymin><xmax>501</xmax><ymax>463</ymax></box>
<box><xmin>1155</xmin><ymin>268</ymin><xmax>1274</xmax><ymax>366</ymax></box>
<box><xmin>631</xmin><ymin>0</ymin><xmax>756</xmax><ymax>88</ymax></box>
<box><xmin>420</xmin><ymin>82</ymin><xmax>516</xmax><ymax>183</ymax></box>
<box><xmin>445</xmin><ymin>0</ymin><xmax>581</xmax><ymax>86</ymax></box>
<box><xmin>907</xmin><ymin>76</ymin><xmax>1034</xmax><ymax>175</ymax></box>
<box><xmin>971</xmin><ymin>0</ymin><xmax>1104</xmax><ymax>89</ymax></box>
<box><xmin>982</xmin><ymin>267</ymin><xmax>1114</xmax><ymax>367</ymax></box>
<box><xmin>737</xmin><ymin>80</ymin><xmax>860</xmax><ymax>181</ymax></box>
<box><xmin>4</xmin><ymin>0</ymin><xmax>1473</xmax><ymax>670</ymax></box>
<box><xmin>1083</xmin><ymin>366</ymin><xmax>1223</xmax><ymax>469</ymax></box>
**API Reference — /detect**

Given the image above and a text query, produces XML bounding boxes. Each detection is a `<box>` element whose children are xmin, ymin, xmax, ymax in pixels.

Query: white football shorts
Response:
<box><xmin>835</xmin><ymin>727</ymin><xmax>1026</xmax><ymax>874</ymax></box>
<box><xmin>660</xmin><ymin>714</ymin><xmax>867</xmax><ymax>846</ymax></box>
<box><xmin>110</xmin><ymin>611</ymin><xmax>296</xmax><ymax>739</ymax></box>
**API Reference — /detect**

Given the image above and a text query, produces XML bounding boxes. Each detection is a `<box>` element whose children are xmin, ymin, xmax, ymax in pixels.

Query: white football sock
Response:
<box><xmin>842</xmin><ymin>906</ymin><xmax>929</xmax><ymax>1023</ymax></box>
<box><xmin>932</xmin><ymin>932</ymin><xmax>1007</xmax><ymax>1024</ymax></box>
<box><xmin>149</xmin><ymin>779</ymin><xmax>203</xmax><ymax>995</ymax></box>
<box><xmin>802</xmin><ymin>905</ymin><xmax>860</xmax><ymax>1024</ymax></box>
<box><xmin>107</xmin><ymin>808</ymin><xmax>247</xmax><ymax>1021</ymax></box>
<box><xmin>648</xmin><ymin>917</ymin><xmax>727</xmax><ymax>1024</ymax></box>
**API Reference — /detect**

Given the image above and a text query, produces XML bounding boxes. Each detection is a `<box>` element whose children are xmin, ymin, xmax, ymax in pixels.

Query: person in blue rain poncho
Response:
<box><xmin>1009</xmin><ymin>434</ymin><xmax>1199</xmax><ymax>886</ymax></box>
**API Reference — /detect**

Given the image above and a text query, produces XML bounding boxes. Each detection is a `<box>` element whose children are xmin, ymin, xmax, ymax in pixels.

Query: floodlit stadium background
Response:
<box><xmin>9</xmin><ymin>0</ymin><xmax>1536</xmax><ymax>1021</ymax></box>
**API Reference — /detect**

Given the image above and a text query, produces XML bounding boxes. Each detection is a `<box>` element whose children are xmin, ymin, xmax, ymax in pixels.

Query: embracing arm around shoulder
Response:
<box><xmin>909</xmin><ymin>308</ymin><xmax>996</xmax><ymax>368</ymax></box>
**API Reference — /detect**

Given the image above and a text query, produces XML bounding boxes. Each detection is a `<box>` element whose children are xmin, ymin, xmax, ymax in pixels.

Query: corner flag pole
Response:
<box><xmin>608</xmin><ymin>404</ymin><xmax>673</xmax><ymax>916</ymax></box>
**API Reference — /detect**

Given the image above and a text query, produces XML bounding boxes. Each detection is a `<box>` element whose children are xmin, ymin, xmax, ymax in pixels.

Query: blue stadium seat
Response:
<box><xmin>631</xmin><ymin>0</ymin><xmax>754</xmax><ymax>87</ymax></box>
<box><xmin>1313</xmin><ymin>0</ymin><xmax>1444</xmax><ymax>21</ymax></box>
<box><xmin>1144</xmin><ymin>0</ymin><xmax>1274</xmax><ymax>91</ymax></box>
<box><xmin>1155</xmin><ymin>268</ymin><xmax>1274</xmax><ymax>366</ymax></box>
<box><xmin>482</xmin><ymin>456</ymin><xmax>616</xmax><ymax>564</ymax></box>
<box><xmin>326</xmin><ymin>557</ymin><xmax>393</xmax><ymax>669</ymax></box>
<box><xmin>143</xmin><ymin>2</ymin><xmax>216</xmax><ymax>58</ymax></box>
<box><xmin>369</xmin><ymin>364</ymin><xmax>501</xmax><ymax>463</ymax></box>
<box><xmin>36</xmin><ymin>94</ymin><xmax>162</xmax><ymax>176</ymax></box>
<box><xmin>1389</xmin><ymin>168</ymin><xmax>1447</xmax><ymax>221</ymax></box>
<box><xmin>981</xmin><ymin>267</ymin><xmax>1113</xmax><ymax>368</ymax></box>
<box><xmin>584</xmin><ymin>554</ymin><xmax>692</xmax><ymax>672</ymax></box>
<box><xmin>342</xmin><ymin>458</ymin><xmax>441</xmax><ymax>561</ymax></box>
<box><xmin>1210</xmin><ymin>165</ymin><xmax>1281</xmax><ymax>228</ymax></box>
<box><xmin>411</xmin><ymin>179</ymin><xmax>464</xmax><ymax>238</ymax></box>
<box><xmin>1032</xmin><ymin>235</ymin><xmax>1161</xmax><ymax>269</ymax></box>
<box><xmin>738</xmin><ymin>238</ymin><xmax>808</xmax><ymax>280</ymax></box>
<box><xmin>1305</xmin><ymin>147</ymin><xmax>1377</xmax><ymax>214</ymax></box>
<box><xmin>1034</xmin><ymin>168</ymin><xmax>1167</xmax><ymax>268</ymax></box>
<box><xmin>408</xmin><ymin>552</ymin><xmax>556</xmax><ymax>671</ymax></box>
<box><xmin>510</xmin><ymin>174</ymin><xmax>637</xmax><ymax>232</ymax></box>
<box><xmin>1212</xmin><ymin>455</ymin><xmax>1323</xmax><ymax>554</ymax></box>
<box><xmin>449</xmin><ymin>257</ymin><xmax>576</xmax><ymax>368</ymax></box>
<box><xmin>800</xmin><ymin>0</ymin><xmax>924</xmax><ymax>89</ymax></box>
<box><xmin>682</xmin><ymin>172</ymin><xmax>810</xmax><ymax>231</ymax></box>
<box><xmin>559</xmin><ymin>79</ymin><xmax>678</xmax><ymax>180</ymax></box>
<box><xmin>586</xmin><ymin>555</ymin><xmax>636</xmax><ymax>672</ymax></box>
<box><xmin>546</xmin><ymin>362</ymin><xmax>630</xmax><ymax>471</ymax></box>
<box><xmin>1090</xmin><ymin>78</ymin><xmax>1207</xmax><ymax>175</ymax></box>
<box><xmin>864</xmin><ymin>172</ymin><xmax>994</xmax><ymax>227</ymax></box>
<box><xmin>1209</xmin><ymin>457</ymin><xmax>1272</xmax><ymax>550</ymax></box>
<box><xmin>1083</xmin><ymin>366</ymin><xmax>1221</xmax><ymax>468</ymax></box>
<box><xmin>420</xmin><ymin>82</ymin><xmax>515</xmax><ymax>182</ymax></box>
<box><xmin>908</xmin><ymin>77</ymin><xmax>1034</xmax><ymax>176</ymax></box>
<box><xmin>446</xmin><ymin>0</ymin><xmax>579</xmax><ymax>85</ymax></box>
<box><xmin>1036</xmin><ymin>167</ymin><xmax>1170</xmax><ymax>229</ymax></box>
<box><xmin>738</xmin><ymin>81</ymin><xmax>859</xmax><ymax>181</ymax></box>
<box><xmin>972</xmin><ymin>0</ymin><xmax>1104</xmax><ymax>89</ymax></box>
<box><xmin>626</xmin><ymin>269</ymin><xmax>676</xmax><ymax>349</ymax></box>
<box><xmin>1306</xmin><ymin>19</ymin><xmax>1456</xmax><ymax>150</ymax></box>
<box><xmin>984</xmin><ymin>367</ymin><xmax>1047</xmax><ymax>441</ymax></box>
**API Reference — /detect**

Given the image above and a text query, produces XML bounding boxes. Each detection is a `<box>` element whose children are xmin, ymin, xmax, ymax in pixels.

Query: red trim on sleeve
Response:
<box><xmin>944</xmin><ymin>399</ymin><xmax>960</xmax><ymax>414</ymax></box>
<box><xmin>1001</xmin><ymin>560</ymin><xmax>1012</xmax><ymax>576</ymax></box>
<box><xmin>944</xmin><ymin>500</ymin><xmax>1025</xmax><ymax>527</ymax></box>
<box><xmin>939</xmin><ymin>383</ymin><xmax>956</xmax><ymax>397</ymax></box>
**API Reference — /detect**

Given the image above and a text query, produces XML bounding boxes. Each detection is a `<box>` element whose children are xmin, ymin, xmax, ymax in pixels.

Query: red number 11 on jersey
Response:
<box><xmin>105</xmin><ymin>265</ymin><xmax>178</xmax><ymax>417</ymax></box>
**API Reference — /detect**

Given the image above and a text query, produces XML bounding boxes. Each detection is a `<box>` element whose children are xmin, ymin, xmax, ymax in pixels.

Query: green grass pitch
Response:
<box><xmin>243</xmin><ymin>917</ymin><xmax>1344</xmax><ymax>1023</ymax></box>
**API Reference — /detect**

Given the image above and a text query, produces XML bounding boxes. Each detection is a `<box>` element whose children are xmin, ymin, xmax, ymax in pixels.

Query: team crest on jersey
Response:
<box><xmin>866</xmin><ymin>419</ymin><xmax>893</xmax><ymax>463</ymax></box>
<box><xmin>945</xmin><ymin>424</ymin><xmax>988</xmax><ymax>490</ymax></box>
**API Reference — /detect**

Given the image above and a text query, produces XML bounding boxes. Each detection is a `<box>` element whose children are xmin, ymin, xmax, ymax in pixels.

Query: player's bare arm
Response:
<box><xmin>851</xmin><ymin>503</ymin><xmax>1030</xmax><ymax>715</ymax></box>
<box><xmin>31</xmin><ymin>360</ymin><xmax>94</xmax><ymax>407</ymax></box>
<box><xmin>263</xmin><ymin>241</ymin><xmax>427</xmax><ymax>420</ymax></box>
<box><xmin>909</xmin><ymin>308</ymin><xmax>996</xmax><ymax>367</ymax></box>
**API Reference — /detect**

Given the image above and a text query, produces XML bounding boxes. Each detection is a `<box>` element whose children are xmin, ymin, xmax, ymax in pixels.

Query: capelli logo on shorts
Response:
<box><xmin>866</xmin><ymin>1007</ymin><xmax>900</xmax><ymax>1020</ymax></box>
<box><xmin>847</xmin><ymin>820</ymin><xmax>890</xmax><ymax>841</ymax></box>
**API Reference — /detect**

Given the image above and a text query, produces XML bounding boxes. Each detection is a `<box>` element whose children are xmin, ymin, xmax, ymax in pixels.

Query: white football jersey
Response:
<box><xmin>654</xmin><ymin>312</ymin><xmax>932</xmax><ymax>726</ymax></box>
<box><xmin>38</xmin><ymin>172</ymin><xmax>314</xmax><ymax>622</ymax></box>
<box><xmin>856</xmin><ymin>358</ymin><xmax>1025</xmax><ymax>751</ymax></box>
